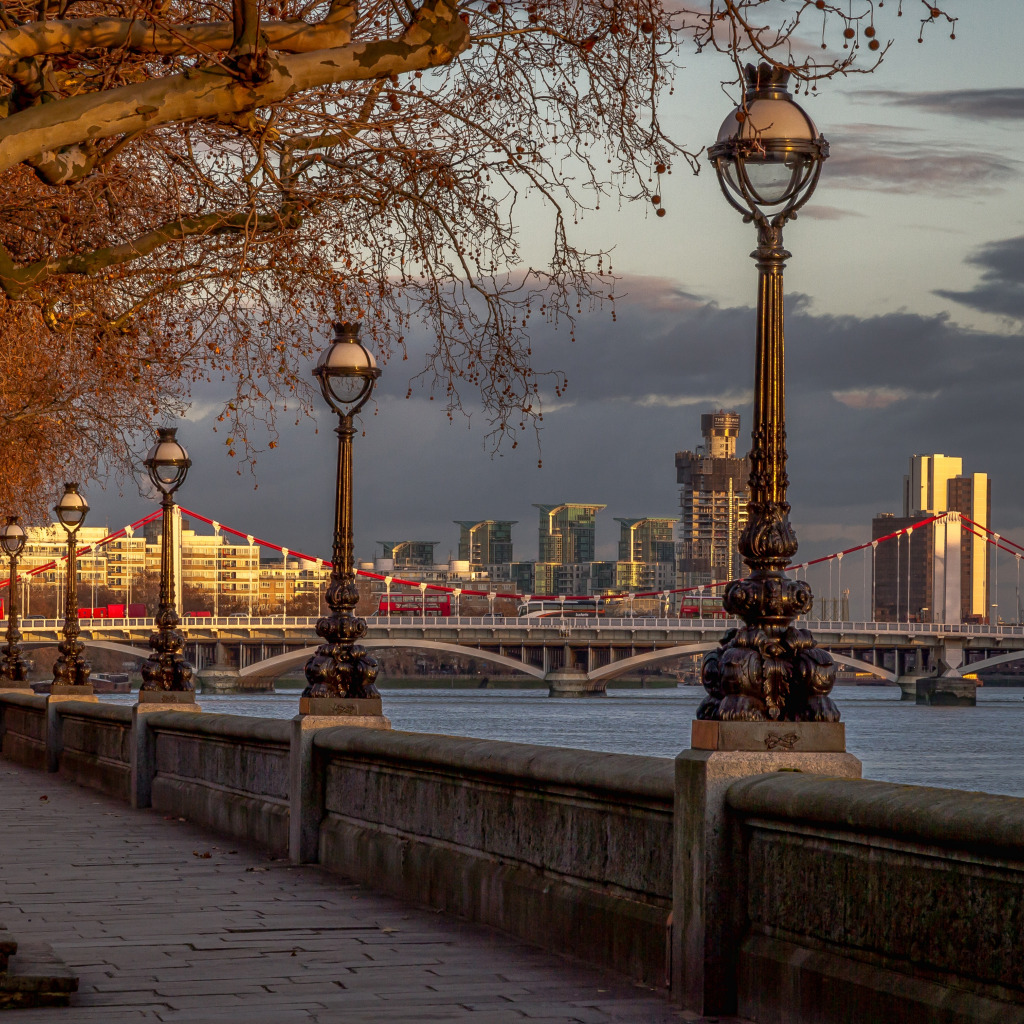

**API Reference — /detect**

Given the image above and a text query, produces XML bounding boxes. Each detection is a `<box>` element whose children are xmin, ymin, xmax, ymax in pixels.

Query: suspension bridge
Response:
<box><xmin>4</xmin><ymin>505</ymin><xmax>1024</xmax><ymax>699</ymax></box>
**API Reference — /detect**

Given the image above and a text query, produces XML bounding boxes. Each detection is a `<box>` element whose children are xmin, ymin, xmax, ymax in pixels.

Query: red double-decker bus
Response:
<box><xmin>376</xmin><ymin>596</ymin><xmax>452</xmax><ymax>617</ymax></box>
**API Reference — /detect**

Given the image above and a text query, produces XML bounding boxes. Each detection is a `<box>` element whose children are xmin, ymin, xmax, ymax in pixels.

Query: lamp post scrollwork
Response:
<box><xmin>302</xmin><ymin>322</ymin><xmax>382</xmax><ymax>710</ymax></box>
<box><xmin>0</xmin><ymin>516</ymin><xmax>29</xmax><ymax>686</ymax></box>
<box><xmin>700</xmin><ymin>63</ymin><xmax>839</xmax><ymax>723</ymax></box>
<box><xmin>52</xmin><ymin>483</ymin><xmax>92</xmax><ymax>691</ymax></box>
<box><xmin>140</xmin><ymin>427</ymin><xmax>196</xmax><ymax>697</ymax></box>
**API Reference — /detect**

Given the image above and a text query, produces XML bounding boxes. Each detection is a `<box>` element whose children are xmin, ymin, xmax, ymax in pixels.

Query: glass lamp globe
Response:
<box><xmin>55</xmin><ymin>483</ymin><xmax>89</xmax><ymax>532</ymax></box>
<box><xmin>0</xmin><ymin>516</ymin><xmax>26</xmax><ymax>557</ymax></box>
<box><xmin>313</xmin><ymin>322</ymin><xmax>381</xmax><ymax>417</ymax></box>
<box><xmin>145</xmin><ymin>427</ymin><xmax>191</xmax><ymax>496</ymax></box>
<box><xmin>709</xmin><ymin>63</ymin><xmax>828</xmax><ymax>215</ymax></box>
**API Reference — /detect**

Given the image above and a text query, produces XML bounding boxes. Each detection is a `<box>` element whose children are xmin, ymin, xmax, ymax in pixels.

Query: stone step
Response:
<box><xmin>0</xmin><ymin>941</ymin><xmax>79</xmax><ymax>1010</ymax></box>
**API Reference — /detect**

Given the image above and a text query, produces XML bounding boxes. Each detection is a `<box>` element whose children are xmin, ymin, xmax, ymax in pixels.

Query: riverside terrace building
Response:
<box><xmin>12</xmin><ymin>516</ymin><xmax>327</xmax><ymax>615</ymax></box>
<box><xmin>675</xmin><ymin>410</ymin><xmax>750</xmax><ymax>590</ymax></box>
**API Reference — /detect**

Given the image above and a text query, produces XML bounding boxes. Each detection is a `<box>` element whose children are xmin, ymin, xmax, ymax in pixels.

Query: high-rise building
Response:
<box><xmin>534</xmin><ymin>504</ymin><xmax>605</xmax><ymax>564</ymax></box>
<box><xmin>872</xmin><ymin>454</ymin><xmax>991</xmax><ymax>623</ymax></box>
<box><xmin>455</xmin><ymin>520</ymin><xmax>516</xmax><ymax>567</ymax></box>
<box><xmin>614</xmin><ymin>517</ymin><xmax>677</xmax><ymax>591</ymax></box>
<box><xmin>532</xmin><ymin>503</ymin><xmax>607</xmax><ymax>596</ymax></box>
<box><xmin>675</xmin><ymin>411</ymin><xmax>750</xmax><ymax>589</ymax></box>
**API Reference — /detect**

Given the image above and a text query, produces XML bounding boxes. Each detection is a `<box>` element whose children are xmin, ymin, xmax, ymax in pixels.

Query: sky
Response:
<box><xmin>85</xmin><ymin>1</ymin><xmax>1024</xmax><ymax>615</ymax></box>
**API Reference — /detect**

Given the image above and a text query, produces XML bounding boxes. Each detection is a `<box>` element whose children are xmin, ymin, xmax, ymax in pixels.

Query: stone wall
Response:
<box><xmin>727</xmin><ymin>773</ymin><xmax>1024</xmax><ymax>1023</ymax></box>
<box><xmin>0</xmin><ymin>693</ymin><xmax>47</xmax><ymax>770</ymax></box>
<box><xmin>147</xmin><ymin>712</ymin><xmax>291</xmax><ymax>857</ymax></box>
<box><xmin>316</xmin><ymin>729</ymin><xmax>674</xmax><ymax>987</ymax></box>
<box><xmin>56</xmin><ymin>702</ymin><xmax>132</xmax><ymax>801</ymax></box>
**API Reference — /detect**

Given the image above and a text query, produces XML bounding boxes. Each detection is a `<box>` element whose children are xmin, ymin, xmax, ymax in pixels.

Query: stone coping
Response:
<box><xmin>727</xmin><ymin>773</ymin><xmax>1024</xmax><ymax>856</ymax></box>
<box><xmin>139</xmin><ymin>709</ymin><xmax>291</xmax><ymax>745</ymax></box>
<box><xmin>315</xmin><ymin>727</ymin><xmax>674</xmax><ymax>801</ymax></box>
<box><xmin>53</xmin><ymin>701</ymin><xmax>132</xmax><ymax>723</ymax></box>
<box><xmin>0</xmin><ymin>692</ymin><xmax>46</xmax><ymax>710</ymax></box>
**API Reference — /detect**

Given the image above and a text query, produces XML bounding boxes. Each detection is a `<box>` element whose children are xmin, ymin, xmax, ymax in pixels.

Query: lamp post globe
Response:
<box><xmin>302</xmin><ymin>322</ymin><xmax>384</xmax><ymax>715</ymax></box>
<box><xmin>313</xmin><ymin>321</ymin><xmax>381</xmax><ymax>417</ymax></box>
<box><xmin>140</xmin><ymin>427</ymin><xmax>195</xmax><ymax>698</ymax></box>
<box><xmin>0</xmin><ymin>515</ymin><xmax>29</xmax><ymax>686</ymax></box>
<box><xmin>698</xmin><ymin>63</ymin><xmax>839</xmax><ymax>724</ymax></box>
<box><xmin>145</xmin><ymin>427</ymin><xmax>192</xmax><ymax>496</ymax></box>
<box><xmin>52</xmin><ymin>482</ymin><xmax>92</xmax><ymax>690</ymax></box>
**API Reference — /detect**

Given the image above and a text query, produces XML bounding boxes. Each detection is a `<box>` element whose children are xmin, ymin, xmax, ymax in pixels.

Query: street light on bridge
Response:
<box><xmin>699</xmin><ymin>63</ymin><xmax>839</xmax><ymax>723</ymax></box>
<box><xmin>301</xmin><ymin>322</ymin><xmax>386</xmax><ymax>719</ymax></box>
<box><xmin>0</xmin><ymin>516</ymin><xmax>29</xmax><ymax>687</ymax></box>
<box><xmin>140</xmin><ymin>427</ymin><xmax>197</xmax><ymax>702</ymax></box>
<box><xmin>52</xmin><ymin>483</ymin><xmax>92</xmax><ymax>692</ymax></box>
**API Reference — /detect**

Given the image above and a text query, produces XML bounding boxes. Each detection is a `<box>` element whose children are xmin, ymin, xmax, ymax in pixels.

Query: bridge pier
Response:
<box><xmin>545</xmin><ymin>669</ymin><xmax>606</xmax><ymax>698</ymax></box>
<box><xmin>915</xmin><ymin>675</ymin><xmax>977</xmax><ymax>707</ymax></box>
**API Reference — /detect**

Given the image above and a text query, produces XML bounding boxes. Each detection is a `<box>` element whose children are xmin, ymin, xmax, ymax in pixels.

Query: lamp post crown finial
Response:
<box><xmin>334</xmin><ymin>321</ymin><xmax>361</xmax><ymax>341</ymax></box>
<box><xmin>745</xmin><ymin>62</ymin><xmax>792</xmax><ymax>95</ymax></box>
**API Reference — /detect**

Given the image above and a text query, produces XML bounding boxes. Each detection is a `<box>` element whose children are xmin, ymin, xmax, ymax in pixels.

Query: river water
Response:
<box><xmin>104</xmin><ymin>685</ymin><xmax>1024</xmax><ymax>798</ymax></box>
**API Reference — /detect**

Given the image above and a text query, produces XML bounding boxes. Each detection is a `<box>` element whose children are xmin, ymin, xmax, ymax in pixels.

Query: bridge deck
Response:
<box><xmin>0</xmin><ymin>760</ymin><xmax>719</xmax><ymax>1023</ymax></box>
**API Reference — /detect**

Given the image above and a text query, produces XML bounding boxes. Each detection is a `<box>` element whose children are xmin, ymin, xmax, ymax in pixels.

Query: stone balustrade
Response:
<box><xmin>2</xmin><ymin>691</ymin><xmax>1024</xmax><ymax>1022</ymax></box>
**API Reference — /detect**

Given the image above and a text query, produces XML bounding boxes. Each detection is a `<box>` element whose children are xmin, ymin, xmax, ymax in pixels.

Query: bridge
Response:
<box><xmin>11</xmin><ymin>613</ymin><xmax>1024</xmax><ymax>697</ymax></box>
<box><xmin>6</xmin><ymin>502</ymin><xmax>1024</xmax><ymax>699</ymax></box>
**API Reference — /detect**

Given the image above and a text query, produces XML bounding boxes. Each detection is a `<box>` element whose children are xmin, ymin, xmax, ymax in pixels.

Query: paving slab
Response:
<box><xmin>0</xmin><ymin>760</ymin><xmax>752</xmax><ymax>1024</ymax></box>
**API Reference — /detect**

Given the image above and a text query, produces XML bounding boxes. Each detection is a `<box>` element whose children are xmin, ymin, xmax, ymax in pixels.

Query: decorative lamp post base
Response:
<box><xmin>137</xmin><ymin>689</ymin><xmax>200</xmax><ymax>707</ymax></box>
<box><xmin>0</xmin><ymin>675</ymin><xmax>34</xmax><ymax>691</ymax></box>
<box><xmin>691</xmin><ymin>719</ymin><xmax>845</xmax><ymax>753</ymax></box>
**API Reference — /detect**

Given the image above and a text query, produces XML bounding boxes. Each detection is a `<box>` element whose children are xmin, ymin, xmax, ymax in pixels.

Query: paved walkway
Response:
<box><xmin>0</xmin><ymin>760</ymin><xmax>731</xmax><ymax>1023</ymax></box>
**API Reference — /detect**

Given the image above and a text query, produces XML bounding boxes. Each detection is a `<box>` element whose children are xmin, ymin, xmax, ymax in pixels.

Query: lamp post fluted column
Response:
<box><xmin>301</xmin><ymin>321</ymin><xmax>387</xmax><ymax>721</ymax></box>
<box><xmin>139</xmin><ymin>427</ymin><xmax>196</xmax><ymax>703</ymax></box>
<box><xmin>0</xmin><ymin>516</ymin><xmax>29</xmax><ymax>687</ymax></box>
<box><xmin>700</xmin><ymin>63</ymin><xmax>838</xmax><ymax>723</ymax></box>
<box><xmin>52</xmin><ymin>484</ymin><xmax>92</xmax><ymax>692</ymax></box>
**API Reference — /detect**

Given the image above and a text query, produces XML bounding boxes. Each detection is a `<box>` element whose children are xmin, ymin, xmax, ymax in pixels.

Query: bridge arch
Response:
<box><xmin>829</xmin><ymin>652</ymin><xmax>896</xmax><ymax>684</ymax></box>
<box><xmin>586</xmin><ymin>643</ymin><xmax>720</xmax><ymax>684</ymax></box>
<box><xmin>584</xmin><ymin>644</ymin><xmax>897</xmax><ymax>685</ymax></box>
<box><xmin>237</xmin><ymin>639</ymin><xmax>547</xmax><ymax>681</ymax></box>
<box><xmin>962</xmin><ymin>650</ymin><xmax>1024</xmax><ymax>676</ymax></box>
<box><xmin>24</xmin><ymin>638</ymin><xmax>153</xmax><ymax>660</ymax></box>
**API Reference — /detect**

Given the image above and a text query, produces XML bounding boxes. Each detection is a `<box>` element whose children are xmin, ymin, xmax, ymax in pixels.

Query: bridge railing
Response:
<box><xmin>8</xmin><ymin>614</ymin><xmax>1024</xmax><ymax>640</ymax></box>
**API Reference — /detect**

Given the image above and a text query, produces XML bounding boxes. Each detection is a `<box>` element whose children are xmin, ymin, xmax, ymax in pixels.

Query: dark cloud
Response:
<box><xmin>935</xmin><ymin>235</ymin><xmax>1024</xmax><ymax>322</ymax></box>
<box><xmin>85</xmin><ymin>270</ymin><xmax>1024</xmax><ymax>605</ymax></box>
<box><xmin>855</xmin><ymin>88</ymin><xmax>1024</xmax><ymax>121</ymax></box>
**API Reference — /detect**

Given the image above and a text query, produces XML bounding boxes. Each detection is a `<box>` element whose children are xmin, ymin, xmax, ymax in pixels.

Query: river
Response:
<box><xmin>104</xmin><ymin>685</ymin><xmax>1024</xmax><ymax>798</ymax></box>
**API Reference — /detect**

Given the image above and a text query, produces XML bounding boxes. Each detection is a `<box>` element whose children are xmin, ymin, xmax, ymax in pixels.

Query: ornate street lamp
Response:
<box><xmin>52</xmin><ymin>483</ymin><xmax>92</xmax><ymax>691</ymax></box>
<box><xmin>700</xmin><ymin>63</ymin><xmax>838</xmax><ymax>722</ymax></box>
<box><xmin>302</xmin><ymin>322</ymin><xmax>382</xmax><ymax>713</ymax></box>
<box><xmin>0</xmin><ymin>516</ymin><xmax>29</xmax><ymax>686</ymax></box>
<box><xmin>140</xmin><ymin>427</ymin><xmax>196</xmax><ymax>699</ymax></box>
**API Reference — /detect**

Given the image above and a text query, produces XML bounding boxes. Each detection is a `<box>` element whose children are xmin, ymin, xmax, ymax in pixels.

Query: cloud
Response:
<box><xmin>935</xmin><ymin>235</ymin><xmax>1024</xmax><ymax>322</ymax></box>
<box><xmin>798</xmin><ymin>205</ymin><xmax>863</xmax><ymax>221</ymax></box>
<box><xmin>855</xmin><ymin>88</ymin><xmax>1024</xmax><ymax>122</ymax></box>
<box><xmin>634</xmin><ymin>390</ymin><xmax>753</xmax><ymax>409</ymax></box>
<box><xmin>831</xmin><ymin>386</ymin><xmax>939</xmax><ymax>409</ymax></box>
<box><xmin>823</xmin><ymin>134</ymin><xmax>1017</xmax><ymax>195</ymax></box>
